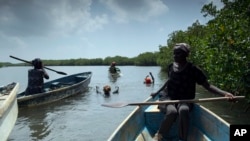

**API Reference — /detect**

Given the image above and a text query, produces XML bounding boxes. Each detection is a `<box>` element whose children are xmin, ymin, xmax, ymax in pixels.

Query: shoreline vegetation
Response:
<box><xmin>1</xmin><ymin>1</ymin><xmax>249</xmax><ymax>102</ymax></box>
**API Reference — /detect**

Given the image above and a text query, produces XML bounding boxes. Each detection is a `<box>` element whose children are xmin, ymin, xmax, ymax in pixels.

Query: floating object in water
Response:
<box><xmin>112</xmin><ymin>86</ymin><xmax>119</xmax><ymax>94</ymax></box>
<box><xmin>144</xmin><ymin>75</ymin><xmax>152</xmax><ymax>84</ymax></box>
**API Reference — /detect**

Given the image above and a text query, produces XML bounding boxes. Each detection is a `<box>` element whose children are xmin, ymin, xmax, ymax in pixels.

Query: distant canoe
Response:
<box><xmin>0</xmin><ymin>82</ymin><xmax>19</xmax><ymax>141</ymax></box>
<box><xmin>17</xmin><ymin>71</ymin><xmax>92</xmax><ymax>107</ymax></box>
<box><xmin>107</xmin><ymin>96</ymin><xmax>230</xmax><ymax>141</ymax></box>
<box><xmin>109</xmin><ymin>68</ymin><xmax>121</xmax><ymax>77</ymax></box>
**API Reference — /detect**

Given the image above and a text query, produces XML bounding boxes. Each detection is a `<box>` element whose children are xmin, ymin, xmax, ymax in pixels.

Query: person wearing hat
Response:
<box><xmin>150</xmin><ymin>43</ymin><xmax>234</xmax><ymax>141</ymax></box>
<box><xmin>25</xmin><ymin>58</ymin><xmax>49</xmax><ymax>95</ymax></box>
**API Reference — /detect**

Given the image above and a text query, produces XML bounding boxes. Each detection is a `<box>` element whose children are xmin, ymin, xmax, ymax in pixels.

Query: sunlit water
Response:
<box><xmin>1</xmin><ymin>66</ymin><xmax>249</xmax><ymax>141</ymax></box>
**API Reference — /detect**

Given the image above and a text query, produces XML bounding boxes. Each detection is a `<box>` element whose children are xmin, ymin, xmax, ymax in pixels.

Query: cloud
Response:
<box><xmin>0</xmin><ymin>0</ymin><xmax>168</xmax><ymax>38</ymax></box>
<box><xmin>0</xmin><ymin>32</ymin><xmax>27</xmax><ymax>49</ymax></box>
<box><xmin>101</xmin><ymin>0</ymin><xmax>168</xmax><ymax>23</ymax></box>
<box><xmin>0</xmin><ymin>0</ymin><xmax>108</xmax><ymax>37</ymax></box>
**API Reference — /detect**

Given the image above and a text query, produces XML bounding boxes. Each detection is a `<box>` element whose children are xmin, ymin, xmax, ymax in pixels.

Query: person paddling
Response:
<box><xmin>109</xmin><ymin>62</ymin><xmax>118</xmax><ymax>73</ymax></box>
<box><xmin>25</xmin><ymin>58</ymin><xmax>49</xmax><ymax>95</ymax></box>
<box><xmin>150</xmin><ymin>43</ymin><xmax>234</xmax><ymax>141</ymax></box>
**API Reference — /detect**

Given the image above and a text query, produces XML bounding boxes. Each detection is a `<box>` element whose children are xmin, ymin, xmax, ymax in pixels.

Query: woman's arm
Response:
<box><xmin>201</xmin><ymin>80</ymin><xmax>234</xmax><ymax>98</ymax></box>
<box><xmin>150</xmin><ymin>80</ymin><xmax>168</xmax><ymax>98</ymax></box>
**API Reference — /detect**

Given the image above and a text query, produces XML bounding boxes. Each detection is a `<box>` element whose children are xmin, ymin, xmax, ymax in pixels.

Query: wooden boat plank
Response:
<box><xmin>17</xmin><ymin>72</ymin><xmax>92</xmax><ymax>107</ymax></box>
<box><xmin>107</xmin><ymin>96</ymin><xmax>231</xmax><ymax>141</ymax></box>
<box><xmin>190</xmin><ymin>105</ymin><xmax>229</xmax><ymax>141</ymax></box>
<box><xmin>0</xmin><ymin>82</ymin><xmax>19</xmax><ymax>141</ymax></box>
<box><xmin>107</xmin><ymin>97</ymin><xmax>152</xmax><ymax>141</ymax></box>
<box><xmin>0</xmin><ymin>83</ymin><xmax>19</xmax><ymax>116</ymax></box>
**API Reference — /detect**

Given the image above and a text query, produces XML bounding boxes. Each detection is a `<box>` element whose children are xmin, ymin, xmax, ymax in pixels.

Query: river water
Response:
<box><xmin>1</xmin><ymin>66</ymin><xmax>249</xmax><ymax>141</ymax></box>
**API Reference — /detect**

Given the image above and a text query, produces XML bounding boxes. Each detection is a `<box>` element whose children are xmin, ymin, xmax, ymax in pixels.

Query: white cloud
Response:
<box><xmin>0</xmin><ymin>32</ymin><xmax>27</xmax><ymax>49</ymax></box>
<box><xmin>101</xmin><ymin>0</ymin><xmax>168</xmax><ymax>23</ymax></box>
<box><xmin>0</xmin><ymin>0</ymin><xmax>210</xmax><ymax>63</ymax></box>
<box><xmin>50</xmin><ymin>0</ymin><xmax>109</xmax><ymax>35</ymax></box>
<box><xmin>0</xmin><ymin>0</ymin><xmax>109</xmax><ymax>37</ymax></box>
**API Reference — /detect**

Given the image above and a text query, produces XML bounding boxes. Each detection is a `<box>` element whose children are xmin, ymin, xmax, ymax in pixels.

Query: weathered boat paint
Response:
<box><xmin>17</xmin><ymin>71</ymin><xmax>92</xmax><ymax>107</ymax></box>
<box><xmin>107</xmin><ymin>96</ymin><xmax>230</xmax><ymax>141</ymax></box>
<box><xmin>0</xmin><ymin>82</ymin><xmax>19</xmax><ymax>141</ymax></box>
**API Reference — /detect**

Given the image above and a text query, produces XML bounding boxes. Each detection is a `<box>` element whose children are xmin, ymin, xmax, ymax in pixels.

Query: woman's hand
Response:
<box><xmin>224</xmin><ymin>92</ymin><xmax>235</xmax><ymax>102</ymax></box>
<box><xmin>150</xmin><ymin>92</ymin><xmax>157</xmax><ymax>98</ymax></box>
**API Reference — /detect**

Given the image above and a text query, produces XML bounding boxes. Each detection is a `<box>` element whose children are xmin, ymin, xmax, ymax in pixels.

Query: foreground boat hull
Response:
<box><xmin>17</xmin><ymin>71</ymin><xmax>92</xmax><ymax>107</ymax></box>
<box><xmin>0</xmin><ymin>82</ymin><xmax>19</xmax><ymax>141</ymax></box>
<box><xmin>108</xmin><ymin>97</ymin><xmax>229</xmax><ymax>141</ymax></box>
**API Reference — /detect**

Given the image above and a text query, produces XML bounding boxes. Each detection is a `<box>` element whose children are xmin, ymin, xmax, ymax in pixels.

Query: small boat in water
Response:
<box><xmin>109</xmin><ymin>68</ymin><xmax>121</xmax><ymax>77</ymax></box>
<box><xmin>17</xmin><ymin>71</ymin><xmax>92</xmax><ymax>107</ymax></box>
<box><xmin>106</xmin><ymin>96</ymin><xmax>244</xmax><ymax>141</ymax></box>
<box><xmin>0</xmin><ymin>82</ymin><xmax>19</xmax><ymax>141</ymax></box>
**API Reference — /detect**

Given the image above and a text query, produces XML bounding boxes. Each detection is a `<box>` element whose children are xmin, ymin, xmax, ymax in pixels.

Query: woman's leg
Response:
<box><xmin>177</xmin><ymin>103</ymin><xmax>191</xmax><ymax>140</ymax></box>
<box><xmin>158</xmin><ymin>104</ymin><xmax>178</xmax><ymax>134</ymax></box>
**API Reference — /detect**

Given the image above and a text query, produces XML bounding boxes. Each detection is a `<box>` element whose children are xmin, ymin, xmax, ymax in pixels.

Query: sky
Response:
<box><xmin>0</xmin><ymin>0</ymin><xmax>223</xmax><ymax>63</ymax></box>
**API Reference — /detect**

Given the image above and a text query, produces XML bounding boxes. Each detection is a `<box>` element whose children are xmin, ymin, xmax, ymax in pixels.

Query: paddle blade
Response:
<box><xmin>101</xmin><ymin>102</ymin><xmax>128</xmax><ymax>108</ymax></box>
<box><xmin>43</xmin><ymin>66</ymin><xmax>67</xmax><ymax>75</ymax></box>
<box><xmin>57</xmin><ymin>71</ymin><xmax>67</xmax><ymax>75</ymax></box>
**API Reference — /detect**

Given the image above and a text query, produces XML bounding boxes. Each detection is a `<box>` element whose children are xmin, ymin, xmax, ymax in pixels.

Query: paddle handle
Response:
<box><xmin>9</xmin><ymin>55</ymin><xmax>67</xmax><ymax>75</ymax></box>
<box><xmin>149</xmin><ymin>72</ymin><xmax>154</xmax><ymax>83</ymax></box>
<box><xmin>129</xmin><ymin>96</ymin><xmax>245</xmax><ymax>106</ymax></box>
<box><xmin>10</xmin><ymin>55</ymin><xmax>32</xmax><ymax>64</ymax></box>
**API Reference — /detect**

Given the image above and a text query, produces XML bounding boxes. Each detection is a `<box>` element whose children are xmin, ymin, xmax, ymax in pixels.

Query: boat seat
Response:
<box><xmin>50</xmin><ymin>82</ymin><xmax>73</xmax><ymax>89</ymax></box>
<box><xmin>144</xmin><ymin>105</ymin><xmax>178</xmax><ymax>139</ymax></box>
<box><xmin>50</xmin><ymin>82</ymin><xmax>65</xmax><ymax>89</ymax></box>
<box><xmin>144</xmin><ymin>105</ymin><xmax>213</xmax><ymax>141</ymax></box>
<box><xmin>50</xmin><ymin>82</ymin><xmax>60</xmax><ymax>87</ymax></box>
<box><xmin>75</xmin><ymin>75</ymin><xmax>87</xmax><ymax>82</ymax></box>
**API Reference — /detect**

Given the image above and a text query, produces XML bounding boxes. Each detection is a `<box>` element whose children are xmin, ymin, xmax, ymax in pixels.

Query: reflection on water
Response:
<box><xmin>18</xmin><ymin>107</ymin><xmax>51</xmax><ymax>140</ymax></box>
<box><xmin>196</xmin><ymin>86</ymin><xmax>250</xmax><ymax>125</ymax></box>
<box><xmin>108</xmin><ymin>73</ymin><xmax>120</xmax><ymax>83</ymax></box>
<box><xmin>14</xmin><ymin>90</ymin><xmax>92</xmax><ymax>141</ymax></box>
<box><xmin>6</xmin><ymin>66</ymin><xmax>161</xmax><ymax>141</ymax></box>
<box><xmin>2</xmin><ymin>66</ymin><xmax>249</xmax><ymax>141</ymax></box>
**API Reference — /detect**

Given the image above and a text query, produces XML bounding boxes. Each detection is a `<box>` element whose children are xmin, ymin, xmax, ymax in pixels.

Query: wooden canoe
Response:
<box><xmin>109</xmin><ymin>68</ymin><xmax>121</xmax><ymax>76</ymax></box>
<box><xmin>17</xmin><ymin>71</ymin><xmax>92</xmax><ymax>107</ymax></box>
<box><xmin>0</xmin><ymin>82</ymin><xmax>19</xmax><ymax>141</ymax></box>
<box><xmin>107</xmin><ymin>96</ymin><xmax>231</xmax><ymax>141</ymax></box>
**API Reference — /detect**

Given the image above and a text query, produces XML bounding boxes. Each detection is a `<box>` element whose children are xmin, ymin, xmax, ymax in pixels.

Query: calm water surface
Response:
<box><xmin>0</xmin><ymin>66</ymin><xmax>249</xmax><ymax>141</ymax></box>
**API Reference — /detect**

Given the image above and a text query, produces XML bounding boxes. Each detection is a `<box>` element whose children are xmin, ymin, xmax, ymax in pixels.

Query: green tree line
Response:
<box><xmin>2</xmin><ymin>53</ymin><xmax>158</xmax><ymax>67</ymax></box>
<box><xmin>157</xmin><ymin>0</ymin><xmax>249</xmax><ymax>99</ymax></box>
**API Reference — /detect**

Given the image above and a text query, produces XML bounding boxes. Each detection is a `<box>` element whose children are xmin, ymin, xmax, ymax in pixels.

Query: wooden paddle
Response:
<box><xmin>9</xmin><ymin>55</ymin><xmax>67</xmax><ymax>75</ymax></box>
<box><xmin>149</xmin><ymin>72</ymin><xmax>154</xmax><ymax>83</ymax></box>
<box><xmin>101</xmin><ymin>96</ymin><xmax>245</xmax><ymax>108</ymax></box>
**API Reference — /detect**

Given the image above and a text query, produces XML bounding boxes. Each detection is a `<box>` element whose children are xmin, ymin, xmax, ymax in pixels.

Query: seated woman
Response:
<box><xmin>25</xmin><ymin>58</ymin><xmax>49</xmax><ymax>95</ymax></box>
